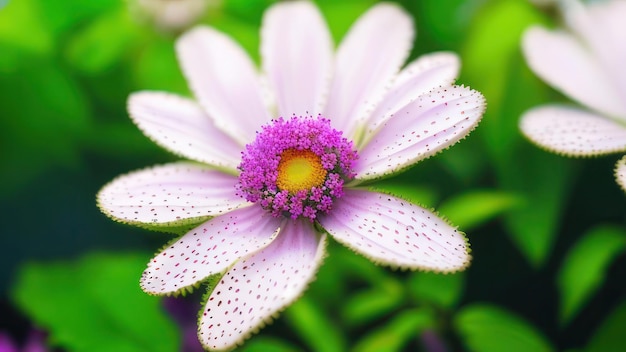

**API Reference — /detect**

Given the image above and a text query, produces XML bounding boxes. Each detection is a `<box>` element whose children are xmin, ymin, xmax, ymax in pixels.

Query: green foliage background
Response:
<box><xmin>1</xmin><ymin>0</ymin><xmax>625</xmax><ymax>351</ymax></box>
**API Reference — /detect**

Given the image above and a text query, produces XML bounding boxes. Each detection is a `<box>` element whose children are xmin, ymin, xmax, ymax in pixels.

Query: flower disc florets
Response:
<box><xmin>237</xmin><ymin>116</ymin><xmax>358</xmax><ymax>221</ymax></box>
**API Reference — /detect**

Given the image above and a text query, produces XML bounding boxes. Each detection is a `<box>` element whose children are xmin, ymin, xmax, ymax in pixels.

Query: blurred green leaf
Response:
<box><xmin>132</xmin><ymin>36</ymin><xmax>189</xmax><ymax>93</ymax></box>
<box><xmin>342</xmin><ymin>279</ymin><xmax>404</xmax><ymax>326</ymax></box>
<box><xmin>11</xmin><ymin>252</ymin><xmax>180</xmax><ymax>352</ymax></box>
<box><xmin>240</xmin><ymin>337</ymin><xmax>300</xmax><ymax>352</ymax></box>
<box><xmin>0</xmin><ymin>0</ymin><xmax>53</xmax><ymax>60</ymax></box>
<box><xmin>455</xmin><ymin>304</ymin><xmax>554</xmax><ymax>352</ymax></box>
<box><xmin>284</xmin><ymin>296</ymin><xmax>346</xmax><ymax>352</ymax></box>
<box><xmin>39</xmin><ymin>0</ymin><xmax>121</xmax><ymax>36</ymax></box>
<box><xmin>408</xmin><ymin>272</ymin><xmax>464</xmax><ymax>309</ymax></box>
<box><xmin>558</xmin><ymin>226</ymin><xmax>626</xmax><ymax>324</ymax></box>
<box><xmin>352</xmin><ymin>309</ymin><xmax>435</xmax><ymax>352</ymax></box>
<box><xmin>317</xmin><ymin>1</ymin><xmax>377</xmax><ymax>43</ymax></box>
<box><xmin>65</xmin><ymin>8</ymin><xmax>140</xmax><ymax>74</ymax></box>
<box><xmin>586</xmin><ymin>300</ymin><xmax>626</xmax><ymax>352</ymax></box>
<box><xmin>438</xmin><ymin>190</ymin><xmax>521</xmax><ymax>231</ymax></box>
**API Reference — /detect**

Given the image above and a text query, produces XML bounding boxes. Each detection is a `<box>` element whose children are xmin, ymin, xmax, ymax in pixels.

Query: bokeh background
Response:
<box><xmin>1</xmin><ymin>0</ymin><xmax>625</xmax><ymax>351</ymax></box>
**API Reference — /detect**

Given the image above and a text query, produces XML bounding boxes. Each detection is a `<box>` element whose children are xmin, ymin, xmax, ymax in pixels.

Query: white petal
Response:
<box><xmin>319</xmin><ymin>189</ymin><xmax>470</xmax><ymax>271</ymax></box>
<box><xmin>360</xmin><ymin>52</ymin><xmax>460</xmax><ymax>145</ymax></box>
<box><xmin>97</xmin><ymin>162</ymin><xmax>248</xmax><ymax>226</ymax></box>
<box><xmin>520</xmin><ymin>105</ymin><xmax>626</xmax><ymax>156</ymax></box>
<box><xmin>141</xmin><ymin>206</ymin><xmax>282</xmax><ymax>295</ymax></box>
<box><xmin>198</xmin><ymin>220</ymin><xmax>326</xmax><ymax>350</ymax></box>
<box><xmin>128</xmin><ymin>92</ymin><xmax>242</xmax><ymax>170</ymax></box>
<box><xmin>176</xmin><ymin>26</ymin><xmax>271</xmax><ymax>144</ymax></box>
<box><xmin>261</xmin><ymin>1</ymin><xmax>333</xmax><ymax>117</ymax></box>
<box><xmin>614</xmin><ymin>155</ymin><xmax>626</xmax><ymax>193</ymax></box>
<box><xmin>355</xmin><ymin>86</ymin><xmax>485</xmax><ymax>181</ymax></box>
<box><xmin>522</xmin><ymin>26</ymin><xmax>626</xmax><ymax>118</ymax></box>
<box><xmin>324</xmin><ymin>3</ymin><xmax>414</xmax><ymax>137</ymax></box>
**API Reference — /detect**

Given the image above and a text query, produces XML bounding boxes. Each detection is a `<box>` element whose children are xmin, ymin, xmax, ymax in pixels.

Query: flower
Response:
<box><xmin>519</xmin><ymin>0</ymin><xmax>626</xmax><ymax>192</ymax></box>
<box><xmin>98</xmin><ymin>1</ymin><xmax>485</xmax><ymax>350</ymax></box>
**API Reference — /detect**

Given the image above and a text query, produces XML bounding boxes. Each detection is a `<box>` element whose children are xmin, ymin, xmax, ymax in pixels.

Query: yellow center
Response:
<box><xmin>276</xmin><ymin>149</ymin><xmax>327</xmax><ymax>193</ymax></box>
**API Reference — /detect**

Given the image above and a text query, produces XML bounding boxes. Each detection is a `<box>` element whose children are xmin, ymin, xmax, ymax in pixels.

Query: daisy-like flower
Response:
<box><xmin>520</xmin><ymin>0</ymin><xmax>626</xmax><ymax>192</ymax></box>
<box><xmin>98</xmin><ymin>1</ymin><xmax>485</xmax><ymax>350</ymax></box>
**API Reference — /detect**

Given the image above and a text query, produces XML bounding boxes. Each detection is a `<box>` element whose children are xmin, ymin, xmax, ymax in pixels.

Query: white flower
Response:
<box><xmin>98</xmin><ymin>1</ymin><xmax>485</xmax><ymax>350</ymax></box>
<box><xmin>520</xmin><ymin>0</ymin><xmax>626</xmax><ymax>191</ymax></box>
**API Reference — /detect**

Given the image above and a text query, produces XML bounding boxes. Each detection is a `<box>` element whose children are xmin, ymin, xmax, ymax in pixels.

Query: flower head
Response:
<box><xmin>98</xmin><ymin>1</ymin><xmax>485</xmax><ymax>350</ymax></box>
<box><xmin>519</xmin><ymin>0</ymin><xmax>626</xmax><ymax>192</ymax></box>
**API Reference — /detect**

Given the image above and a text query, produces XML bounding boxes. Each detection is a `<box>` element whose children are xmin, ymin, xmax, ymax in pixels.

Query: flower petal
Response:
<box><xmin>261</xmin><ymin>1</ymin><xmax>333</xmax><ymax>117</ymax></box>
<box><xmin>141</xmin><ymin>206</ymin><xmax>282</xmax><ymax>295</ymax></box>
<box><xmin>324</xmin><ymin>2</ymin><xmax>414</xmax><ymax>137</ymax></box>
<box><xmin>522</xmin><ymin>26</ymin><xmax>626</xmax><ymax>118</ymax></box>
<box><xmin>359</xmin><ymin>52</ymin><xmax>460</xmax><ymax>146</ymax></box>
<box><xmin>614</xmin><ymin>155</ymin><xmax>626</xmax><ymax>193</ymax></box>
<box><xmin>355</xmin><ymin>86</ymin><xmax>485</xmax><ymax>181</ymax></box>
<box><xmin>520</xmin><ymin>105</ymin><xmax>626</xmax><ymax>156</ymax></box>
<box><xmin>97</xmin><ymin>162</ymin><xmax>248</xmax><ymax>226</ymax></box>
<box><xmin>319</xmin><ymin>189</ymin><xmax>470</xmax><ymax>271</ymax></box>
<box><xmin>198</xmin><ymin>220</ymin><xmax>326</xmax><ymax>350</ymax></box>
<box><xmin>176</xmin><ymin>26</ymin><xmax>271</xmax><ymax>144</ymax></box>
<box><xmin>128</xmin><ymin>92</ymin><xmax>242</xmax><ymax>170</ymax></box>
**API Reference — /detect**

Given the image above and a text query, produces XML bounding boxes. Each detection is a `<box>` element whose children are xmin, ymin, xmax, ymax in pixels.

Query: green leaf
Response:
<box><xmin>558</xmin><ymin>226</ymin><xmax>626</xmax><ymax>324</ymax></box>
<box><xmin>586</xmin><ymin>300</ymin><xmax>626</xmax><ymax>352</ymax></box>
<box><xmin>342</xmin><ymin>279</ymin><xmax>404</xmax><ymax>326</ymax></box>
<box><xmin>240</xmin><ymin>337</ymin><xmax>301</xmax><ymax>352</ymax></box>
<box><xmin>352</xmin><ymin>309</ymin><xmax>435</xmax><ymax>352</ymax></box>
<box><xmin>454</xmin><ymin>304</ymin><xmax>554</xmax><ymax>352</ymax></box>
<box><xmin>407</xmin><ymin>272</ymin><xmax>465</xmax><ymax>309</ymax></box>
<box><xmin>438</xmin><ymin>190</ymin><xmax>521</xmax><ymax>231</ymax></box>
<box><xmin>11</xmin><ymin>252</ymin><xmax>180</xmax><ymax>352</ymax></box>
<box><xmin>284</xmin><ymin>296</ymin><xmax>346</xmax><ymax>352</ymax></box>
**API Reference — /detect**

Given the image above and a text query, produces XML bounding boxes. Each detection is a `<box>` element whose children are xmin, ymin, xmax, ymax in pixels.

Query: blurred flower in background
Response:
<box><xmin>129</xmin><ymin>0</ymin><xmax>220</xmax><ymax>32</ymax></box>
<box><xmin>520</xmin><ymin>0</ymin><xmax>626</xmax><ymax>192</ymax></box>
<box><xmin>98</xmin><ymin>0</ymin><xmax>484</xmax><ymax>349</ymax></box>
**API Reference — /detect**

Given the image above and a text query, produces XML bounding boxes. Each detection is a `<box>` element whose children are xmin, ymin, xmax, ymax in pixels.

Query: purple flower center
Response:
<box><xmin>237</xmin><ymin>116</ymin><xmax>358</xmax><ymax>221</ymax></box>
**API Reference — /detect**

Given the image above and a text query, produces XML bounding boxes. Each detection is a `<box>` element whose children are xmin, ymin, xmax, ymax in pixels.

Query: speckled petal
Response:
<box><xmin>176</xmin><ymin>26</ymin><xmax>271</xmax><ymax>144</ymax></box>
<box><xmin>360</xmin><ymin>52</ymin><xmax>460</xmax><ymax>145</ymax></box>
<box><xmin>324</xmin><ymin>2</ymin><xmax>414</xmax><ymax>137</ymax></box>
<box><xmin>520</xmin><ymin>105</ymin><xmax>626</xmax><ymax>156</ymax></box>
<box><xmin>141</xmin><ymin>206</ymin><xmax>282</xmax><ymax>295</ymax></box>
<box><xmin>319</xmin><ymin>189</ymin><xmax>470</xmax><ymax>271</ymax></box>
<box><xmin>355</xmin><ymin>86</ymin><xmax>485</xmax><ymax>181</ymax></box>
<box><xmin>128</xmin><ymin>92</ymin><xmax>242</xmax><ymax>170</ymax></box>
<box><xmin>97</xmin><ymin>162</ymin><xmax>247</xmax><ymax>226</ymax></box>
<box><xmin>261</xmin><ymin>1</ymin><xmax>333</xmax><ymax>117</ymax></box>
<box><xmin>522</xmin><ymin>26</ymin><xmax>626</xmax><ymax>118</ymax></box>
<box><xmin>614</xmin><ymin>155</ymin><xmax>626</xmax><ymax>193</ymax></box>
<box><xmin>198</xmin><ymin>220</ymin><xmax>326</xmax><ymax>351</ymax></box>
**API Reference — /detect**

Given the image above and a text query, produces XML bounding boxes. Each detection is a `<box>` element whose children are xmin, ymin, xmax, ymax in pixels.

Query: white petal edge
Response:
<box><xmin>520</xmin><ymin>104</ymin><xmax>626</xmax><ymax>157</ymax></box>
<box><xmin>614</xmin><ymin>155</ymin><xmax>626</xmax><ymax>193</ymax></box>
<box><xmin>176</xmin><ymin>26</ymin><xmax>271</xmax><ymax>144</ymax></box>
<box><xmin>97</xmin><ymin>162</ymin><xmax>248</xmax><ymax>226</ymax></box>
<box><xmin>324</xmin><ymin>2</ymin><xmax>414</xmax><ymax>138</ymax></box>
<box><xmin>522</xmin><ymin>25</ymin><xmax>626</xmax><ymax>119</ymax></box>
<box><xmin>198</xmin><ymin>220</ymin><xmax>326</xmax><ymax>351</ymax></box>
<box><xmin>319</xmin><ymin>189</ymin><xmax>470</xmax><ymax>271</ymax></box>
<box><xmin>355</xmin><ymin>85</ymin><xmax>485</xmax><ymax>182</ymax></box>
<box><xmin>358</xmin><ymin>52</ymin><xmax>460</xmax><ymax>147</ymax></box>
<box><xmin>141</xmin><ymin>206</ymin><xmax>282</xmax><ymax>295</ymax></box>
<box><xmin>128</xmin><ymin>92</ymin><xmax>242</xmax><ymax>170</ymax></box>
<box><xmin>261</xmin><ymin>1</ymin><xmax>333</xmax><ymax>117</ymax></box>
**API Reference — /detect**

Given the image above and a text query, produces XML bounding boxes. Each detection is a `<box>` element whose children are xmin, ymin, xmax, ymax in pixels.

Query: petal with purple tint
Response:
<box><xmin>324</xmin><ymin>2</ymin><xmax>414</xmax><ymax>137</ymax></box>
<box><xmin>141</xmin><ymin>206</ymin><xmax>281</xmax><ymax>295</ymax></box>
<box><xmin>176</xmin><ymin>26</ymin><xmax>271</xmax><ymax>144</ymax></box>
<box><xmin>614</xmin><ymin>155</ymin><xmax>626</xmax><ymax>193</ymax></box>
<box><xmin>198</xmin><ymin>220</ymin><xmax>326</xmax><ymax>351</ymax></box>
<box><xmin>319</xmin><ymin>189</ymin><xmax>470</xmax><ymax>271</ymax></box>
<box><xmin>355</xmin><ymin>86</ymin><xmax>485</xmax><ymax>181</ymax></box>
<box><xmin>128</xmin><ymin>92</ymin><xmax>242</xmax><ymax>170</ymax></box>
<box><xmin>522</xmin><ymin>26</ymin><xmax>626</xmax><ymax>119</ymax></box>
<box><xmin>520</xmin><ymin>105</ymin><xmax>626</xmax><ymax>156</ymax></box>
<box><xmin>97</xmin><ymin>162</ymin><xmax>248</xmax><ymax>226</ymax></box>
<box><xmin>359</xmin><ymin>52</ymin><xmax>460</xmax><ymax>145</ymax></box>
<box><xmin>261</xmin><ymin>1</ymin><xmax>333</xmax><ymax>117</ymax></box>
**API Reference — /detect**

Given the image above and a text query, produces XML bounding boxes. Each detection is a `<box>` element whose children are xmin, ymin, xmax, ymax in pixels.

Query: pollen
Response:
<box><xmin>276</xmin><ymin>149</ymin><xmax>327</xmax><ymax>193</ymax></box>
